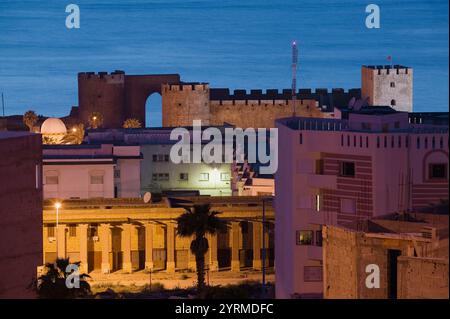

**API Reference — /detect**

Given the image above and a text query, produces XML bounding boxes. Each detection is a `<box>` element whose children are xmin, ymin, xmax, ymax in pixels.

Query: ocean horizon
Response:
<box><xmin>0</xmin><ymin>0</ymin><xmax>448</xmax><ymax>126</ymax></box>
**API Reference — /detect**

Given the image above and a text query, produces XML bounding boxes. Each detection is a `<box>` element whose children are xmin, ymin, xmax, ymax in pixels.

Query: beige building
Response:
<box><xmin>42</xmin><ymin>197</ymin><xmax>274</xmax><ymax>274</ymax></box>
<box><xmin>323</xmin><ymin>212</ymin><xmax>449</xmax><ymax>299</ymax></box>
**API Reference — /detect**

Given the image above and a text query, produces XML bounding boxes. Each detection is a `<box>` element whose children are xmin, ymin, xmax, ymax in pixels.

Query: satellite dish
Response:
<box><xmin>143</xmin><ymin>192</ymin><xmax>152</xmax><ymax>203</ymax></box>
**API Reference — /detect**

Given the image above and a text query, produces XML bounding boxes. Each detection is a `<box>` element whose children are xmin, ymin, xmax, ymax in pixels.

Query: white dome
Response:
<box><xmin>41</xmin><ymin>118</ymin><xmax>67</xmax><ymax>135</ymax></box>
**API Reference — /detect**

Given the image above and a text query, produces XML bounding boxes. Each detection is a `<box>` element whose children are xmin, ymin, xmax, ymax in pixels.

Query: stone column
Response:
<box><xmin>144</xmin><ymin>223</ymin><xmax>154</xmax><ymax>270</ymax></box>
<box><xmin>252</xmin><ymin>222</ymin><xmax>262</xmax><ymax>270</ymax></box>
<box><xmin>99</xmin><ymin>223</ymin><xmax>111</xmax><ymax>274</ymax></box>
<box><xmin>79</xmin><ymin>224</ymin><xmax>89</xmax><ymax>273</ymax></box>
<box><xmin>231</xmin><ymin>221</ymin><xmax>241</xmax><ymax>272</ymax></box>
<box><xmin>122</xmin><ymin>223</ymin><xmax>133</xmax><ymax>273</ymax></box>
<box><xmin>166</xmin><ymin>222</ymin><xmax>175</xmax><ymax>273</ymax></box>
<box><xmin>56</xmin><ymin>224</ymin><xmax>66</xmax><ymax>259</ymax></box>
<box><xmin>208</xmin><ymin>233</ymin><xmax>219</xmax><ymax>271</ymax></box>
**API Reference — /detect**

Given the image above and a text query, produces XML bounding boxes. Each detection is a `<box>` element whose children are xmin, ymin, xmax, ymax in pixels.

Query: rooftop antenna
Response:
<box><xmin>1</xmin><ymin>93</ymin><xmax>5</xmax><ymax>117</ymax></box>
<box><xmin>291</xmin><ymin>40</ymin><xmax>298</xmax><ymax>117</ymax></box>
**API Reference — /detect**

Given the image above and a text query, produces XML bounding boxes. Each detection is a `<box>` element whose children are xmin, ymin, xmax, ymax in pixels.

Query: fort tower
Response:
<box><xmin>361</xmin><ymin>65</ymin><xmax>413</xmax><ymax>112</ymax></box>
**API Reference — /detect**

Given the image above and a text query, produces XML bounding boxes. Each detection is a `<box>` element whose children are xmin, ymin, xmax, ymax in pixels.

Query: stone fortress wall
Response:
<box><xmin>74</xmin><ymin>65</ymin><xmax>412</xmax><ymax>129</ymax></box>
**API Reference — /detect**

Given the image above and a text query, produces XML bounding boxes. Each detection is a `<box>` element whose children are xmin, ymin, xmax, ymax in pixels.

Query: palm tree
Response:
<box><xmin>123</xmin><ymin>118</ymin><xmax>142</xmax><ymax>128</ymax></box>
<box><xmin>34</xmin><ymin>258</ymin><xmax>91</xmax><ymax>298</ymax></box>
<box><xmin>176</xmin><ymin>204</ymin><xmax>228</xmax><ymax>292</ymax></box>
<box><xmin>61</xmin><ymin>123</ymin><xmax>85</xmax><ymax>144</ymax></box>
<box><xmin>23</xmin><ymin>110</ymin><xmax>38</xmax><ymax>131</ymax></box>
<box><xmin>88</xmin><ymin>112</ymin><xmax>103</xmax><ymax>129</ymax></box>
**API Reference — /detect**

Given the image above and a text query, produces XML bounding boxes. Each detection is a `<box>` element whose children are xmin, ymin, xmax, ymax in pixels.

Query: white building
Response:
<box><xmin>43</xmin><ymin>143</ymin><xmax>141</xmax><ymax>199</ymax></box>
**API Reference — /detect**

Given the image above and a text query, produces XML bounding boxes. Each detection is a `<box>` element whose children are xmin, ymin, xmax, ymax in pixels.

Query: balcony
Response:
<box><xmin>307</xmin><ymin>174</ymin><xmax>337</xmax><ymax>189</ymax></box>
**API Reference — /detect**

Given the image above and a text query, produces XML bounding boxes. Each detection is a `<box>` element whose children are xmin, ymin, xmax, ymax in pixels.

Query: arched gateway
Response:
<box><xmin>77</xmin><ymin>71</ymin><xmax>180</xmax><ymax>128</ymax></box>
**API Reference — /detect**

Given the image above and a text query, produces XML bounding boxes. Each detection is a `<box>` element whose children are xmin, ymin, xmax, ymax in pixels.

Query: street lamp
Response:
<box><xmin>55</xmin><ymin>202</ymin><xmax>61</xmax><ymax>258</ymax></box>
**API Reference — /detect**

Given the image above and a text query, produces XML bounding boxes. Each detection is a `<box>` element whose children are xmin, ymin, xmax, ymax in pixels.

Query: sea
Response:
<box><xmin>0</xmin><ymin>0</ymin><xmax>448</xmax><ymax>126</ymax></box>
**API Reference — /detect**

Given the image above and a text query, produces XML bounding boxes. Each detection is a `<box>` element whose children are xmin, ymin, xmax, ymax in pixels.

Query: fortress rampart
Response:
<box><xmin>73</xmin><ymin>65</ymin><xmax>411</xmax><ymax>129</ymax></box>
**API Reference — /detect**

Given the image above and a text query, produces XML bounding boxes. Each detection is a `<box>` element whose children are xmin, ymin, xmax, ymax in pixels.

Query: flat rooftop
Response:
<box><xmin>0</xmin><ymin>131</ymin><xmax>36</xmax><ymax>140</ymax></box>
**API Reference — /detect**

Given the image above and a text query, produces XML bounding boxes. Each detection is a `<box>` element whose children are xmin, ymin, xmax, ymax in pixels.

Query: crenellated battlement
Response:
<box><xmin>163</xmin><ymin>82</ymin><xmax>209</xmax><ymax>92</ymax></box>
<box><xmin>210</xmin><ymin>87</ymin><xmax>361</xmax><ymax>102</ymax></box>
<box><xmin>78</xmin><ymin>70</ymin><xmax>126</xmax><ymax>82</ymax></box>
<box><xmin>211</xmin><ymin>98</ymin><xmax>319</xmax><ymax>107</ymax></box>
<box><xmin>362</xmin><ymin>65</ymin><xmax>411</xmax><ymax>75</ymax></box>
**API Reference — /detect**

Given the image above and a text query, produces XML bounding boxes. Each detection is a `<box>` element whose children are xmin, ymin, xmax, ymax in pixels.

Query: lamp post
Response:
<box><xmin>55</xmin><ymin>202</ymin><xmax>61</xmax><ymax>258</ymax></box>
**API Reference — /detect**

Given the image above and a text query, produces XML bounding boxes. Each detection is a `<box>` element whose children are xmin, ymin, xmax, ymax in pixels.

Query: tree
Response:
<box><xmin>123</xmin><ymin>118</ymin><xmax>142</xmax><ymax>129</ymax></box>
<box><xmin>176</xmin><ymin>204</ymin><xmax>228</xmax><ymax>293</ymax></box>
<box><xmin>23</xmin><ymin>110</ymin><xmax>38</xmax><ymax>132</ymax></box>
<box><xmin>88</xmin><ymin>112</ymin><xmax>103</xmax><ymax>129</ymax></box>
<box><xmin>33</xmin><ymin>258</ymin><xmax>91</xmax><ymax>299</ymax></box>
<box><xmin>61</xmin><ymin>123</ymin><xmax>85</xmax><ymax>144</ymax></box>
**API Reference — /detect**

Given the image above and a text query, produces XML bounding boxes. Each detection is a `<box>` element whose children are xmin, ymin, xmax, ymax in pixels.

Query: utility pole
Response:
<box><xmin>1</xmin><ymin>93</ymin><xmax>5</xmax><ymax>117</ymax></box>
<box><xmin>291</xmin><ymin>40</ymin><xmax>298</xmax><ymax>117</ymax></box>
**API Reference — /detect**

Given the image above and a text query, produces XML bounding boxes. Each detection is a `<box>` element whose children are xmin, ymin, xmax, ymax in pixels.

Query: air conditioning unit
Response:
<box><xmin>92</xmin><ymin>236</ymin><xmax>99</xmax><ymax>242</ymax></box>
<box><xmin>48</xmin><ymin>237</ymin><xmax>55</xmax><ymax>243</ymax></box>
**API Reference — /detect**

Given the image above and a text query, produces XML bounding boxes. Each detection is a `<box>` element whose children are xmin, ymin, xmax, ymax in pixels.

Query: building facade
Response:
<box><xmin>323</xmin><ymin>214</ymin><xmax>449</xmax><ymax>299</ymax></box>
<box><xmin>275</xmin><ymin>110</ymin><xmax>448</xmax><ymax>298</ymax></box>
<box><xmin>0</xmin><ymin>132</ymin><xmax>42</xmax><ymax>298</ymax></box>
<box><xmin>43</xmin><ymin>143</ymin><xmax>141</xmax><ymax>199</ymax></box>
<box><xmin>42</xmin><ymin>197</ymin><xmax>274</xmax><ymax>274</ymax></box>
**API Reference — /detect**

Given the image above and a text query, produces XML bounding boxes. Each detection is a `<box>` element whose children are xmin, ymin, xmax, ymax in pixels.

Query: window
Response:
<box><xmin>90</xmin><ymin>175</ymin><xmax>103</xmax><ymax>184</ymax></box>
<box><xmin>199</xmin><ymin>173</ymin><xmax>209</xmax><ymax>181</ymax></box>
<box><xmin>220</xmin><ymin>172</ymin><xmax>230</xmax><ymax>181</ymax></box>
<box><xmin>158</xmin><ymin>154</ymin><xmax>164</xmax><ymax>162</ymax></box>
<box><xmin>429</xmin><ymin>164</ymin><xmax>447</xmax><ymax>180</ymax></box>
<box><xmin>390</xmin><ymin>82</ymin><xmax>395</xmax><ymax>88</ymax></box>
<box><xmin>340</xmin><ymin>162</ymin><xmax>355</xmax><ymax>177</ymax></box>
<box><xmin>152</xmin><ymin>154</ymin><xmax>158</xmax><ymax>162</ymax></box>
<box><xmin>316</xmin><ymin>230</ymin><xmax>323</xmax><ymax>246</ymax></box>
<box><xmin>361</xmin><ymin>123</ymin><xmax>371</xmax><ymax>131</ymax></box>
<box><xmin>164</xmin><ymin>155</ymin><xmax>169</xmax><ymax>162</ymax></box>
<box><xmin>69</xmin><ymin>225</ymin><xmax>77</xmax><ymax>237</ymax></box>
<box><xmin>114</xmin><ymin>170</ymin><xmax>120</xmax><ymax>178</ymax></box>
<box><xmin>391</xmin><ymin>99</ymin><xmax>396</xmax><ymax>106</ymax></box>
<box><xmin>382</xmin><ymin>124</ymin><xmax>389</xmax><ymax>133</ymax></box>
<box><xmin>394</xmin><ymin>121</ymin><xmax>400</xmax><ymax>129</ymax></box>
<box><xmin>47</xmin><ymin>225</ymin><xmax>55</xmax><ymax>238</ymax></box>
<box><xmin>315</xmin><ymin>159</ymin><xmax>324</xmax><ymax>175</ymax></box>
<box><xmin>152</xmin><ymin>173</ymin><xmax>158</xmax><ymax>181</ymax></box>
<box><xmin>296</xmin><ymin>230</ymin><xmax>313</xmax><ymax>245</ymax></box>
<box><xmin>340</xmin><ymin>198</ymin><xmax>356</xmax><ymax>214</ymax></box>
<box><xmin>45</xmin><ymin>176</ymin><xmax>59</xmax><ymax>185</ymax></box>
<box><xmin>377</xmin><ymin>137</ymin><xmax>380</xmax><ymax>148</ymax></box>
<box><xmin>300</xmin><ymin>133</ymin><xmax>303</xmax><ymax>144</ymax></box>
<box><xmin>179</xmin><ymin>173</ymin><xmax>189</xmax><ymax>181</ymax></box>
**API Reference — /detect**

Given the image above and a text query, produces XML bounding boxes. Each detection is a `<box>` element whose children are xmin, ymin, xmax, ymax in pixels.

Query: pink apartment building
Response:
<box><xmin>275</xmin><ymin>108</ymin><xmax>449</xmax><ymax>298</ymax></box>
<box><xmin>43</xmin><ymin>143</ymin><xmax>142</xmax><ymax>199</ymax></box>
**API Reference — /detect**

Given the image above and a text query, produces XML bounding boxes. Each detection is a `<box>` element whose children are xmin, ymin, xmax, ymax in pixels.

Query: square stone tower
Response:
<box><xmin>361</xmin><ymin>65</ymin><xmax>413</xmax><ymax>112</ymax></box>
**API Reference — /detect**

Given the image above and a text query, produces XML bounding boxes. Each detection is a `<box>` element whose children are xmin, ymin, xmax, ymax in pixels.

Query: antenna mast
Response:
<box><xmin>291</xmin><ymin>40</ymin><xmax>298</xmax><ymax>117</ymax></box>
<box><xmin>1</xmin><ymin>93</ymin><xmax>4</xmax><ymax>117</ymax></box>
